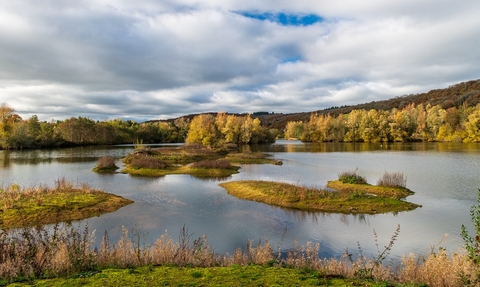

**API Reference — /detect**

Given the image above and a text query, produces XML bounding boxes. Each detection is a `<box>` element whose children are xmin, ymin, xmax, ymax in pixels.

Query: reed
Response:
<box><xmin>377</xmin><ymin>171</ymin><xmax>407</xmax><ymax>188</ymax></box>
<box><xmin>93</xmin><ymin>156</ymin><xmax>118</xmax><ymax>173</ymax></box>
<box><xmin>0</xmin><ymin>223</ymin><xmax>477</xmax><ymax>286</ymax></box>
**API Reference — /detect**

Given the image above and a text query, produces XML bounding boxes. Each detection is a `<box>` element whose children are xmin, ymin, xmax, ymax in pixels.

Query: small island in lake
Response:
<box><xmin>0</xmin><ymin>178</ymin><xmax>133</xmax><ymax>229</ymax></box>
<box><xmin>120</xmin><ymin>144</ymin><xmax>281</xmax><ymax>177</ymax></box>
<box><xmin>220</xmin><ymin>171</ymin><xmax>420</xmax><ymax>214</ymax></box>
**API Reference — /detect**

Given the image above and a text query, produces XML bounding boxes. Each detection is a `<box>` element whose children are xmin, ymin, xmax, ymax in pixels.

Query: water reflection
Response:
<box><xmin>246</xmin><ymin>140</ymin><xmax>480</xmax><ymax>153</ymax></box>
<box><xmin>0</xmin><ymin>142</ymin><xmax>479</xmax><ymax>261</ymax></box>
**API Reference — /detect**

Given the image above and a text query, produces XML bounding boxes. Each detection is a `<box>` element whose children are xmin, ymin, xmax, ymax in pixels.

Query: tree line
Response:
<box><xmin>285</xmin><ymin>103</ymin><xmax>480</xmax><ymax>142</ymax></box>
<box><xmin>185</xmin><ymin>112</ymin><xmax>278</xmax><ymax>147</ymax></box>
<box><xmin>0</xmin><ymin>103</ymin><xmax>188</xmax><ymax>149</ymax></box>
<box><xmin>0</xmin><ymin>103</ymin><xmax>278</xmax><ymax>150</ymax></box>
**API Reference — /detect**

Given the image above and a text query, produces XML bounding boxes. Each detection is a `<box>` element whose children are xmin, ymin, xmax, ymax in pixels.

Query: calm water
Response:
<box><xmin>1</xmin><ymin>140</ymin><xmax>479</xmax><ymax>261</ymax></box>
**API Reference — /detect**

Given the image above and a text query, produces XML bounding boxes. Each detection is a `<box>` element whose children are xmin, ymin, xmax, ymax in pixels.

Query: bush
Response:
<box><xmin>96</xmin><ymin>156</ymin><xmax>116</xmax><ymax>168</ymax></box>
<box><xmin>191</xmin><ymin>159</ymin><xmax>231</xmax><ymax>169</ymax></box>
<box><xmin>338</xmin><ymin>170</ymin><xmax>367</xmax><ymax>184</ymax></box>
<box><xmin>377</xmin><ymin>171</ymin><xmax>407</xmax><ymax>188</ymax></box>
<box><xmin>131</xmin><ymin>157</ymin><xmax>168</xmax><ymax>169</ymax></box>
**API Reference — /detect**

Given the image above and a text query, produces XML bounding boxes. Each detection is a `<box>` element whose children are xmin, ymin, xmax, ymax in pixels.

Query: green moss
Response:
<box><xmin>0</xmin><ymin>186</ymin><xmax>133</xmax><ymax>229</ymax></box>
<box><xmin>121</xmin><ymin>146</ymin><xmax>274</xmax><ymax>177</ymax></box>
<box><xmin>92</xmin><ymin>166</ymin><xmax>119</xmax><ymax>173</ymax></box>
<box><xmin>7</xmin><ymin>265</ymin><xmax>398</xmax><ymax>286</ymax></box>
<box><xmin>122</xmin><ymin>165</ymin><xmax>240</xmax><ymax>177</ymax></box>
<box><xmin>220</xmin><ymin>180</ymin><xmax>419</xmax><ymax>214</ymax></box>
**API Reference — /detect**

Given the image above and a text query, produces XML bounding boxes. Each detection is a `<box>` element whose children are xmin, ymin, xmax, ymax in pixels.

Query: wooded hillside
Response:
<box><xmin>254</xmin><ymin>78</ymin><xmax>480</xmax><ymax>130</ymax></box>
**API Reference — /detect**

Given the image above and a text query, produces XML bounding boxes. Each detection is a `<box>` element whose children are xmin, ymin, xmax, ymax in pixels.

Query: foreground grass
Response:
<box><xmin>1</xmin><ymin>223</ymin><xmax>476</xmax><ymax>286</ymax></box>
<box><xmin>6</xmin><ymin>265</ymin><xmax>398</xmax><ymax>287</ymax></box>
<box><xmin>220</xmin><ymin>180</ymin><xmax>419</xmax><ymax>214</ymax></box>
<box><xmin>0</xmin><ymin>179</ymin><xmax>133</xmax><ymax>228</ymax></box>
<box><xmin>121</xmin><ymin>145</ymin><xmax>280</xmax><ymax>177</ymax></box>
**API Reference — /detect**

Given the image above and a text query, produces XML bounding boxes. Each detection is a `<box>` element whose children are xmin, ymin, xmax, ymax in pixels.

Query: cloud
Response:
<box><xmin>0</xmin><ymin>0</ymin><xmax>479</xmax><ymax>121</ymax></box>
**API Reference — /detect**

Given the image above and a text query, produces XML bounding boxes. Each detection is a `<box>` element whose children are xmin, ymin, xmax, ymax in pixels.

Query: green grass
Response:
<box><xmin>92</xmin><ymin>166</ymin><xmax>118</xmax><ymax>173</ymax></box>
<box><xmin>220</xmin><ymin>180</ymin><xmax>419</xmax><ymax>214</ymax></box>
<box><xmin>0</xmin><ymin>182</ymin><xmax>133</xmax><ymax>229</ymax></box>
<box><xmin>5</xmin><ymin>265</ymin><xmax>401</xmax><ymax>287</ymax></box>
<box><xmin>122</xmin><ymin>165</ymin><xmax>241</xmax><ymax>177</ymax></box>
<box><xmin>121</xmin><ymin>145</ymin><xmax>279</xmax><ymax>177</ymax></box>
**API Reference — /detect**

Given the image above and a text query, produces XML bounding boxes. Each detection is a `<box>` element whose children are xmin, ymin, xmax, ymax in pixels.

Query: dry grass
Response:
<box><xmin>0</xmin><ymin>224</ymin><xmax>478</xmax><ymax>286</ymax></box>
<box><xmin>96</xmin><ymin>156</ymin><xmax>116</xmax><ymax>168</ymax></box>
<box><xmin>190</xmin><ymin>159</ymin><xmax>231</xmax><ymax>169</ymax></box>
<box><xmin>377</xmin><ymin>171</ymin><xmax>407</xmax><ymax>188</ymax></box>
<box><xmin>93</xmin><ymin>156</ymin><xmax>118</xmax><ymax>173</ymax></box>
<box><xmin>0</xmin><ymin>178</ymin><xmax>133</xmax><ymax>228</ymax></box>
<box><xmin>130</xmin><ymin>157</ymin><xmax>168</xmax><ymax>169</ymax></box>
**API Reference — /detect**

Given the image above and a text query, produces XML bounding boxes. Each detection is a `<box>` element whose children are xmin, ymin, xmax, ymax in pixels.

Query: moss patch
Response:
<box><xmin>8</xmin><ymin>265</ymin><xmax>395</xmax><ymax>287</ymax></box>
<box><xmin>92</xmin><ymin>166</ymin><xmax>119</xmax><ymax>173</ymax></box>
<box><xmin>220</xmin><ymin>180</ymin><xmax>419</xmax><ymax>214</ymax></box>
<box><xmin>0</xmin><ymin>183</ymin><xmax>133</xmax><ymax>229</ymax></box>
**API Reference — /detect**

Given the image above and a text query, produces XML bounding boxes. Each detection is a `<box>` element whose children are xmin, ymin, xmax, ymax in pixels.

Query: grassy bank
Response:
<box><xmin>6</xmin><ymin>265</ymin><xmax>397</xmax><ymax>287</ymax></box>
<box><xmin>0</xmin><ymin>223</ymin><xmax>475</xmax><ymax>287</ymax></box>
<box><xmin>220</xmin><ymin>180</ymin><xmax>419</xmax><ymax>214</ymax></box>
<box><xmin>121</xmin><ymin>145</ymin><xmax>280</xmax><ymax>177</ymax></box>
<box><xmin>0</xmin><ymin>178</ymin><xmax>133</xmax><ymax>228</ymax></box>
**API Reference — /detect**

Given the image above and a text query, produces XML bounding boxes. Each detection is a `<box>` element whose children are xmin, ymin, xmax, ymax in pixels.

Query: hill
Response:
<box><xmin>158</xmin><ymin>78</ymin><xmax>480</xmax><ymax>130</ymax></box>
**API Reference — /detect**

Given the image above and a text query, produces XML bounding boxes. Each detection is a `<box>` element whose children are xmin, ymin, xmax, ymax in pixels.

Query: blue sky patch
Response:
<box><xmin>234</xmin><ymin>11</ymin><xmax>323</xmax><ymax>26</ymax></box>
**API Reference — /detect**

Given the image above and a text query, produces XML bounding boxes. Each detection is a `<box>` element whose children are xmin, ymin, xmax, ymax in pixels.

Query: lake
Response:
<box><xmin>1</xmin><ymin>140</ymin><xmax>479</xmax><ymax>262</ymax></box>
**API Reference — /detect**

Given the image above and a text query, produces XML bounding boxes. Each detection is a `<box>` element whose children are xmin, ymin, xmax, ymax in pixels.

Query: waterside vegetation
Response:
<box><xmin>220</xmin><ymin>171</ymin><xmax>418</xmax><ymax>214</ymax></box>
<box><xmin>0</xmin><ymin>223</ymin><xmax>477</xmax><ymax>287</ymax></box>
<box><xmin>92</xmin><ymin>156</ymin><xmax>118</xmax><ymax>173</ymax></box>
<box><xmin>121</xmin><ymin>144</ymin><xmax>280</xmax><ymax>177</ymax></box>
<box><xmin>0</xmin><ymin>178</ymin><xmax>133</xmax><ymax>229</ymax></box>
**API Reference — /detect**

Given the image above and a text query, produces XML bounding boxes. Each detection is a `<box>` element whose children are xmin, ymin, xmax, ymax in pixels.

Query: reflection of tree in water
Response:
<box><xmin>340</xmin><ymin>213</ymin><xmax>368</xmax><ymax>226</ymax></box>
<box><xmin>279</xmin><ymin>206</ymin><xmax>370</xmax><ymax>226</ymax></box>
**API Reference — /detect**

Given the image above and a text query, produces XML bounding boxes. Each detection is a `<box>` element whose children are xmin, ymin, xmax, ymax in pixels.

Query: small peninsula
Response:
<box><xmin>220</xmin><ymin>179</ymin><xmax>419</xmax><ymax>214</ymax></box>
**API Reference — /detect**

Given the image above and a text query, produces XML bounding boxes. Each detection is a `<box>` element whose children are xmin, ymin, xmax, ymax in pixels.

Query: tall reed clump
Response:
<box><xmin>338</xmin><ymin>169</ymin><xmax>367</xmax><ymax>184</ymax></box>
<box><xmin>377</xmin><ymin>171</ymin><xmax>407</xmax><ymax>188</ymax></box>
<box><xmin>93</xmin><ymin>156</ymin><xmax>118</xmax><ymax>173</ymax></box>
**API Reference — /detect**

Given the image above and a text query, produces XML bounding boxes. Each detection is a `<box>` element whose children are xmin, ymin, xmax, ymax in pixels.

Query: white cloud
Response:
<box><xmin>0</xmin><ymin>0</ymin><xmax>479</xmax><ymax>121</ymax></box>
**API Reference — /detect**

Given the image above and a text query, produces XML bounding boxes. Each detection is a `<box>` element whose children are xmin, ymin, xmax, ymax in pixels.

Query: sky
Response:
<box><xmin>0</xmin><ymin>1</ymin><xmax>479</xmax><ymax>122</ymax></box>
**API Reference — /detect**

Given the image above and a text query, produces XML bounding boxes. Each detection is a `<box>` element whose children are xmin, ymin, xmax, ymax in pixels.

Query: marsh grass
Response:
<box><xmin>226</xmin><ymin>151</ymin><xmax>282</xmax><ymax>165</ymax></box>
<box><xmin>122</xmin><ymin>145</ymin><xmax>280</xmax><ymax>177</ymax></box>
<box><xmin>338</xmin><ymin>169</ymin><xmax>367</xmax><ymax>184</ymax></box>
<box><xmin>130</xmin><ymin>157</ymin><xmax>168</xmax><ymax>169</ymax></box>
<box><xmin>221</xmin><ymin>180</ymin><xmax>418</xmax><ymax>214</ymax></box>
<box><xmin>377</xmin><ymin>171</ymin><xmax>407</xmax><ymax>188</ymax></box>
<box><xmin>190</xmin><ymin>159</ymin><xmax>231</xmax><ymax>169</ymax></box>
<box><xmin>1</xmin><ymin>223</ymin><xmax>476</xmax><ymax>287</ymax></box>
<box><xmin>0</xmin><ymin>178</ymin><xmax>133</xmax><ymax>228</ymax></box>
<box><xmin>92</xmin><ymin>156</ymin><xmax>118</xmax><ymax>173</ymax></box>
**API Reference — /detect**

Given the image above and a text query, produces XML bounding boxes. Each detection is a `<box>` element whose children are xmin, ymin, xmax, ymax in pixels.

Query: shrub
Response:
<box><xmin>191</xmin><ymin>159</ymin><xmax>231</xmax><ymax>169</ymax></box>
<box><xmin>377</xmin><ymin>171</ymin><xmax>407</xmax><ymax>188</ymax></box>
<box><xmin>131</xmin><ymin>157</ymin><xmax>168</xmax><ymax>169</ymax></box>
<box><xmin>338</xmin><ymin>170</ymin><xmax>367</xmax><ymax>184</ymax></box>
<box><xmin>96</xmin><ymin>156</ymin><xmax>116</xmax><ymax>168</ymax></box>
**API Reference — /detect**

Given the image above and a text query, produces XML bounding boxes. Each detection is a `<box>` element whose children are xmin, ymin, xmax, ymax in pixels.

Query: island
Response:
<box><xmin>0</xmin><ymin>178</ymin><xmax>133</xmax><ymax>229</ymax></box>
<box><xmin>121</xmin><ymin>144</ymin><xmax>282</xmax><ymax>177</ymax></box>
<box><xmin>220</xmin><ymin>179</ymin><xmax>420</xmax><ymax>214</ymax></box>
